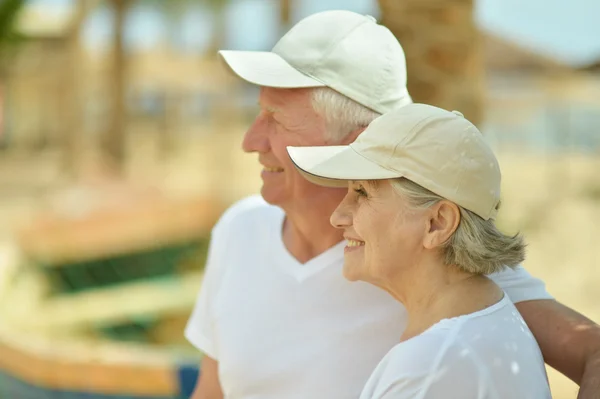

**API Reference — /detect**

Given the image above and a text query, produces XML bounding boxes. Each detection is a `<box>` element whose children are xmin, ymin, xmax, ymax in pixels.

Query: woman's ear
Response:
<box><xmin>423</xmin><ymin>201</ymin><xmax>461</xmax><ymax>249</ymax></box>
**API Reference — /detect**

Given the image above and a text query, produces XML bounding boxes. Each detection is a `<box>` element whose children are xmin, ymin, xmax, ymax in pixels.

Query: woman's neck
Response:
<box><xmin>382</xmin><ymin>260</ymin><xmax>504</xmax><ymax>342</ymax></box>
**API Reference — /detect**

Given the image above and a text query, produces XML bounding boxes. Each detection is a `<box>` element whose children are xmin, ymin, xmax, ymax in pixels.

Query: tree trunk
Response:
<box><xmin>0</xmin><ymin>0</ymin><xmax>27</xmax><ymax>148</ymax></box>
<box><xmin>61</xmin><ymin>0</ymin><xmax>94</xmax><ymax>177</ymax></box>
<box><xmin>279</xmin><ymin>0</ymin><xmax>291</xmax><ymax>36</ymax></box>
<box><xmin>377</xmin><ymin>0</ymin><xmax>484</xmax><ymax>125</ymax></box>
<box><xmin>207</xmin><ymin>4</ymin><xmax>227</xmax><ymax>57</ymax></box>
<box><xmin>102</xmin><ymin>0</ymin><xmax>130</xmax><ymax>173</ymax></box>
<box><xmin>0</xmin><ymin>79</ymin><xmax>5</xmax><ymax>145</ymax></box>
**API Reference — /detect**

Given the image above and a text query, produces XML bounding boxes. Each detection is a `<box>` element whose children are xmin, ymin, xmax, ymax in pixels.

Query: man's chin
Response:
<box><xmin>260</xmin><ymin>186</ymin><xmax>287</xmax><ymax>207</ymax></box>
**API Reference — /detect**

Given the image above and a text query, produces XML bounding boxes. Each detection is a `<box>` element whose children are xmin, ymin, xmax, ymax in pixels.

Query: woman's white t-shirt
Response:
<box><xmin>360</xmin><ymin>295</ymin><xmax>552</xmax><ymax>399</ymax></box>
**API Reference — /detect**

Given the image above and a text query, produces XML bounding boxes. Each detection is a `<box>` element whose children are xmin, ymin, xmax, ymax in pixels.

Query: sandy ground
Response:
<box><xmin>0</xmin><ymin>129</ymin><xmax>598</xmax><ymax>398</ymax></box>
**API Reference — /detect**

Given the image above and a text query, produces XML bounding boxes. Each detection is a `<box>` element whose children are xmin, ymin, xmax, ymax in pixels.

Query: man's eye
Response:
<box><xmin>353</xmin><ymin>187</ymin><xmax>368</xmax><ymax>197</ymax></box>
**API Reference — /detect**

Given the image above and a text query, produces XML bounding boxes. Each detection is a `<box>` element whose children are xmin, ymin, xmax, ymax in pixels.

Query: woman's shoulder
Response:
<box><xmin>381</xmin><ymin>296</ymin><xmax>516</xmax><ymax>372</ymax></box>
<box><xmin>364</xmin><ymin>317</ymin><xmax>498</xmax><ymax>397</ymax></box>
<box><xmin>376</xmin><ymin>331</ymin><xmax>456</xmax><ymax>376</ymax></box>
<box><xmin>363</xmin><ymin>332</ymin><xmax>480</xmax><ymax>398</ymax></box>
<box><xmin>363</xmin><ymin>298</ymin><xmax>547</xmax><ymax>398</ymax></box>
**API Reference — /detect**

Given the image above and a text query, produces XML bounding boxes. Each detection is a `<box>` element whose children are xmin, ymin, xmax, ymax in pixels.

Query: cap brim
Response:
<box><xmin>219</xmin><ymin>50</ymin><xmax>326</xmax><ymax>88</ymax></box>
<box><xmin>287</xmin><ymin>145</ymin><xmax>401</xmax><ymax>188</ymax></box>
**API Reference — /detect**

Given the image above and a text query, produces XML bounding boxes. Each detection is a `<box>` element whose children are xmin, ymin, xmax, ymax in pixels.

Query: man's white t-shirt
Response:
<box><xmin>185</xmin><ymin>195</ymin><xmax>554</xmax><ymax>399</ymax></box>
<box><xmin>359</xmin><ymin>295</ymin><xmax>551</xmax><ymax>399</ymax></box>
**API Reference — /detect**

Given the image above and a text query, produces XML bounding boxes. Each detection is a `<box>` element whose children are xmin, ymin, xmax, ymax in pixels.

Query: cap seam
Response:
<box><xmin>313</xmin><ymin>17</ymin><xmax>383</xmax><ymax>112</ymax></box>
<box><xmin>307</xmin><ymin>17</ymin><xmax>374</xmax><ymax>75</ymax></box>
<box><xmin>272</xmin><ymin>20</ymin><xmax>374</xmax><ymax>107</ymax></box>
<box><xmin>452</xmin><ymin>127</ymin><xmax>471</xmax><ymax>216</ymax></box>
<box><xmin>486</xmin><ymin>194</ymin><xmax>500</xmax><ymax>220</ymax></box>
<box><xmin>372</xmin><ymin>41</ymin><xmax>393</xmax><ymax>111</ymax></box>
<box><xmin>347</xmin><ymin>147</ymin><xmax>483</xmax><ymax>217</ymax></box>
<box><xmin>273</xmin><ymin>16</ymin><xmax>392</xmax><ymax>113</ymax></box>
<box><xmin>349</xmin><ymin>143</ymin><xmax>402</xmax><ymax>176</ymax></box>
<box><xmin>386</xmin><ymin>113</ymin><xmax>439</xmax><ymax>168</ymax></box>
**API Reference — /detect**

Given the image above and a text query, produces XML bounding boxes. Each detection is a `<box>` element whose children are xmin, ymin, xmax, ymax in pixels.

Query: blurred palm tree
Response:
<box><xmin>100</xmin><ymin>0</ymin><xmax>131</xmax><ymax>174</ymax></box>
<box><xmin>279</xmin><ymin>0</ymin><xmax>291</xmax><ymax>35</ymax></box>
<box><xmin>62</xmin><ymin>0</ymin><xmax>97</xmax><ymax>175</ymax></box>
<box><xmin>205</xmin><ymin>0</ymin><xmax>229</xmax><ymax>55</ymax></box>
<box><xmin>377</xmin><ymin>0</ymin><xmax>483</xmax><ymax>124</ymax></box>
<box><xmin>0</xmin><ymin>0</ymin><xmax>25</xmax><ymax>64</ymax></box>
<box><xmin>0</xmin><ymin>0</ymin><xmax>25</xmax><ymax>143</ymax></box>
<box><xmin>142</xmin><ymin>0</ymin><xmax>229</xmax><ymax>54</ymax></box>
<box><xmin>101</xmin><ymin>0</ymin><xmax>292</xmax><ymax>171</ymax></box>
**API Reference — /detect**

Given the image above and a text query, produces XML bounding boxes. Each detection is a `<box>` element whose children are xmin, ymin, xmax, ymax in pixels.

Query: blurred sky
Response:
<box><xmin>24</xmin><ymin>0</ymin><xmax>600</xmax><ymax>67</ymax></box>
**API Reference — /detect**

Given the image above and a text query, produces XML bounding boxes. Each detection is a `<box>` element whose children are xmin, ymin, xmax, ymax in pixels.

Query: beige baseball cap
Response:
<box><xmin>218</xmin><ymin>10</ymin><xmax>412</xmax><ymax>114</ymax></box>
<box><xmin>286</xmin><ymin>104</ymin><xmax>502</xmax><ymax>221</ymax></box>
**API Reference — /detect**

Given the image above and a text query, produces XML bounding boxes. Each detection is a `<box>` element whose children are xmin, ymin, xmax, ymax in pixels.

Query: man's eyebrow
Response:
<box><xmin>365</xmin><ymin>180</ymin><xmax>380</xmax><ymax>191</ymax></box>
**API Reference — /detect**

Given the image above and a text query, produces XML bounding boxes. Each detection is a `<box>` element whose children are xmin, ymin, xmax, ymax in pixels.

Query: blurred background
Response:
<box><xmin>0</xmin><ymin>0</ymin><xmax>598</xmax><ymax>398</ymax></box>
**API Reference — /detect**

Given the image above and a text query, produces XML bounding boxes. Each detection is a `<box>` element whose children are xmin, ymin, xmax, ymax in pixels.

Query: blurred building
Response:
<box><xmin>2</xmin><ymin>0</ymin><xmax>600</xmax><ymax>153</ymax></box>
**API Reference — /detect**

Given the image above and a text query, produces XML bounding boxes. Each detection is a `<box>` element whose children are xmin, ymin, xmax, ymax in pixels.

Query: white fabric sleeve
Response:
<box><xmin>487</xmin><ymin>264</ymin><xmax>554</xmax><ymax>303</ymax></box>
<box><xmin>184</xmin><ymin>196</ymin><xmax>265</xmax><ymax>359</ymax></box>
<box><xmin>184</xmin><ymin>222</ymin><xmax>226</xmax><ymax>360</ymax></box>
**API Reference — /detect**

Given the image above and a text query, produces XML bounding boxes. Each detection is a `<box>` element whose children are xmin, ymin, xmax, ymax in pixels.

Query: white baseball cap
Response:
<box><xmin>286</xmin><ymin>104</ymin><xmax>502</xmax><ymax>221</ymax></box>
<box><xmin>218</xmin><ymin>10</ymin><xmax>412</xmax><ymax>114</ymax></box>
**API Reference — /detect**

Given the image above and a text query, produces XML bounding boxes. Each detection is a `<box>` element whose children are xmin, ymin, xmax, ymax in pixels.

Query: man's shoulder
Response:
<box><xmin>220</xmin><ymin>194</ymin><xmax>270</xmax><ymax>220</ymax></box>
<box><xmin>213</xmin><ymin>195</ymin><xmax>281</xmax><ymax>234</ymax></box>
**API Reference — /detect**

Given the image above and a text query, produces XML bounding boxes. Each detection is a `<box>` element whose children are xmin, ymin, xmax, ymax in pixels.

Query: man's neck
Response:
<box><xmin>281</xmin><ymin>190</ymin><xmax>346</xmax><ymax>264</ymax></box>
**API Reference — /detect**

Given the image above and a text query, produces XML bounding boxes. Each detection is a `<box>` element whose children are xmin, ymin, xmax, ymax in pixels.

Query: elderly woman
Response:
<box><xmin>287</xmin><ymin>104</ymin><xmax>552</xmax><ymax>398</ymax></box>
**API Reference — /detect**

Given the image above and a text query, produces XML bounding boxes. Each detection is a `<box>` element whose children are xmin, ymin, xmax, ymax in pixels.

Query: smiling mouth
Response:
<box><xmin>346</xmin><ymin>239</ymin><xmax>365</xmax><ymax>248</ymax></box>
<box><xmin>263</xmin><ymin>167</ymin><xmax>284</xmax><ymax>172</ymax></box>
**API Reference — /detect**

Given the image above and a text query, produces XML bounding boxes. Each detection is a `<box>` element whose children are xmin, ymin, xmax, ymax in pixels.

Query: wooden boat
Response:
<box><xmin>0</xmin><ymin>182</ymin><xmax>225</xmax><ymax>398</ymax></box>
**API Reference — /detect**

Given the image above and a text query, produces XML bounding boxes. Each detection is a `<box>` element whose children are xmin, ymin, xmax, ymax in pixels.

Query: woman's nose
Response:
<box><xmin>330</xmin><ymin>199</ymin><xmax>352</xmax><ymax>229</ymax></box>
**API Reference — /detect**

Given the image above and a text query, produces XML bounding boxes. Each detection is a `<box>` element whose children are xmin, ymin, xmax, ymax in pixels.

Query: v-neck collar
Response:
<box><xmin>269</xmin><ymin>209</ymin><xmax>345</xmax><ymax>283</ymax></box>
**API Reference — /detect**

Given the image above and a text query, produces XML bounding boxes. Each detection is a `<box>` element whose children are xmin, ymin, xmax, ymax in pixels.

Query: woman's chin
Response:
<box><xmin>342</xmin><ymin>262</ymin><xmax>362</xmax><ymax>282</ymax></box>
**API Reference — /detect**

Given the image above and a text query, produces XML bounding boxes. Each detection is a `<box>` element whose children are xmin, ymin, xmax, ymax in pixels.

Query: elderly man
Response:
<box><xmin>186</xmin><ymin>10</ymin><xmax>600</xmax><ymax>399</ymax></box>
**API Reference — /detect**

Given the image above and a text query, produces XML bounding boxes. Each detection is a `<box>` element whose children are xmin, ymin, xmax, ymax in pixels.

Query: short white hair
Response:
<box><xmin>310</xmin><ymin>87</ymin><xmax>381</xmax><ymax>142</ymax></box>
<box><xmin>390</xmin><ymin>178</ymin><xmax>526</xmax><ymax>275</ymax></box>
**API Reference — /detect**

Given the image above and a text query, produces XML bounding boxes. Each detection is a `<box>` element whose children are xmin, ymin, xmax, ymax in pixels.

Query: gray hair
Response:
<box><xmin>389</xmin><ymin>178</ymin><xmax>525</xmax><ymax>275</ymax></box>
<box><xmin>311</xmin><ymin>87</ymin><xmax>381</xmax><ymax>142</ymax></box>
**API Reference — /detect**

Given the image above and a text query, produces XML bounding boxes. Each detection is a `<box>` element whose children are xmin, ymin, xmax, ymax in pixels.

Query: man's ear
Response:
<box><xmin>339</xmin><ymin>126</ymin><xmax>367</xmax><ymax>145</ymax></box>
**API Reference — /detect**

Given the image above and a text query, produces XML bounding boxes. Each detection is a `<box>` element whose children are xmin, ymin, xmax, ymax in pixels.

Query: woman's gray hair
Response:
<box><xmin>311</xmin><ymin>87</ymin><xmax>381</xmax><ymax>142</ymax></box>
<box><xmin>390</xmin><ymin>178</ymin><xmax>525</xmax><ymax>275</ymax></box>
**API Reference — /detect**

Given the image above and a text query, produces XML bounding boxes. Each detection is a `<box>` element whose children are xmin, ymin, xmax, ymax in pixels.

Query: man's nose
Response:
<box><xmin>242</xmin><ymin>115</ymin><xmax>270</xmax><ymax>153</ymax></box>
